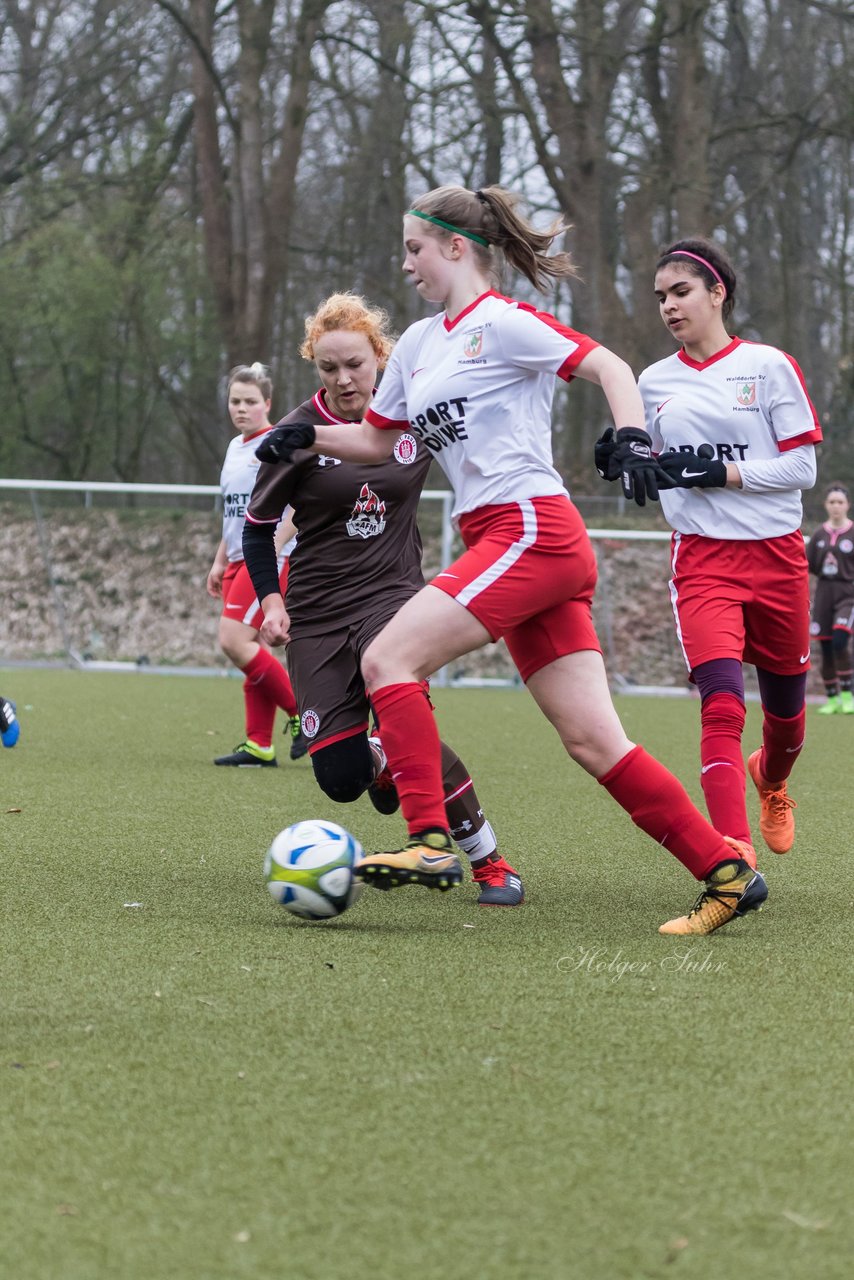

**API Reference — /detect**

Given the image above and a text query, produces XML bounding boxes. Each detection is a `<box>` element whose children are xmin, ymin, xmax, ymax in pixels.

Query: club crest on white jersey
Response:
<box><xmin>463</xmin><ymin>328</ymin><xmax>483</xmax><ymax>358</ymax></box>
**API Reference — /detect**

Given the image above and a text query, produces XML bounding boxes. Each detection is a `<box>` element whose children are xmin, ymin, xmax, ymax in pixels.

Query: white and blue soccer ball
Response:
<box><xmin>264</xmin><ymin>820</ymin><xmax>364</xmax><ymax>921</ymax></box>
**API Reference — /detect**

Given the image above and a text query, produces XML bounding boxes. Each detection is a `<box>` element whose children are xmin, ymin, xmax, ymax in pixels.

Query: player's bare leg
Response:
<box><xmin>527</xmin><ymin>650</ymin><xmax>765</xmax><ymax>934</ymax></box>
<box><xmin>215</xmin><ymin>617</ymin><xmax>299</xmax><ymax>766</ymax></box>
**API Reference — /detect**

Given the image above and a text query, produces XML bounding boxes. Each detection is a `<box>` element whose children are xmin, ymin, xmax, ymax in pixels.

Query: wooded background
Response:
<box><xmin>0</xmin><ymin>0</ymin><xmax>851</xmax><ymax>495</ymax></box>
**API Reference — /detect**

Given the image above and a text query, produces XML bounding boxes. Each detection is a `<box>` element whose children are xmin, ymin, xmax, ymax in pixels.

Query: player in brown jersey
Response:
<box><xmin>806</xmin><ymin>484</ymin><xmax>854</xmax><ymax>714</ymax></box>
<box><xmin>243</xmin><ymin>292</ymin><xmax>523</xmax><ymax>905</ymax></box>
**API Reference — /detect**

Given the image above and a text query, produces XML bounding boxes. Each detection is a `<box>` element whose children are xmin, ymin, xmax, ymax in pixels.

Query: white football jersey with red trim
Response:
<box><xmin>639</xmin><ymin>337</ymin><xmax>822</xmax><ymax>540</ymax></box>
<box><xmin>365</xmin><ymin>290</ymin><xmax>598</xmax><ymax>520</ymax></box>
<box><xmin>220</xmin><ymin>428</ymin><xmax>295</xmax><ymax>561</ymax></box>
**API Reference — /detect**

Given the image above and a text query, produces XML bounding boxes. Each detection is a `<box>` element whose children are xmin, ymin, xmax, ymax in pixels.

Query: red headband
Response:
<box><xmin>669</xmin><ymin>250</ymin><xmax>727</xmax><ymax>297</ymax></box>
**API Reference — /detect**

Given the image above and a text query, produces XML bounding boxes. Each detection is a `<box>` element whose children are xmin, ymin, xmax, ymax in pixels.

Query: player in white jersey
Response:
<box><xmin>254</xmin><ymin>185</ymin><xmax>769</xmax><ymax>938</ymax></box>
<box><xmin>601</xmin><ymin>237</ymin><xmax>822</xmax><ymax>862</ymax></box>
<box><xmin>205</xmin><ymin>363</ymin><xmax>303</xmax><ymax>767</ymax></box>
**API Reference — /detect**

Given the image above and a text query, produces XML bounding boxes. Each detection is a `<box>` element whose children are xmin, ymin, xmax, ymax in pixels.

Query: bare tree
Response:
<box><xmin>157</xmin><ymin>0</ymin><xmax>333</xmax><ymax>366</ymax></box>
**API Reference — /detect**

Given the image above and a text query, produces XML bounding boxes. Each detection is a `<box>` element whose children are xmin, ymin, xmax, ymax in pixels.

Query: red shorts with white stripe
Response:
<box><xmin>221</xmin><ymin>558</ymin><xmax>289</xmax><ymax>630</ymax></box>
<box><xmin>669</xmin><ymin>530</ymin><xmax>811</xmax><ymax>675</ymax></box>
<box><xmin>430</xmin><ymin>495</ymin><xmax>600</xmax><ymax>682</ymax></box>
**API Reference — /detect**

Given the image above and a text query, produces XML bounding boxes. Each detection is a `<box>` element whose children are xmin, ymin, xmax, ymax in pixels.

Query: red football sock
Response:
<box><xmin>370</xmin><ymin>682</ymin><xmax>448</xmax><ymax>835</ymax></box>
<box><xmin>241</xmin><ymin>648</ymin><xmax>297</xmax><ymax>748</ymax></box>
<box><xmin>599</xmin><ymin>745</ymin><xmax>734</xmax><ymax>881</ymax></box>
<box><xmin>760</xmin><ymin>707</ymin><xmax>805</xmax><ymax>784</ymax></box>
<box><xmin>699</xmin><ymin>693</ymin><xmax>750</xmax><ymax>844</ymax></box>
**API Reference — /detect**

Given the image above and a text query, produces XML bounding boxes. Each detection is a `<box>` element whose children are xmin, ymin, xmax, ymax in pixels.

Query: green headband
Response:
<box><xmin>407</xmin><ymin>209</ymin><xmax>489</xmax><ymax>248</ymax></box>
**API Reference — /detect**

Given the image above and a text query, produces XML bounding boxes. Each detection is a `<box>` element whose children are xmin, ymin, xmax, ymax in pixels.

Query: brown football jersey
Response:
<box><xmin>247</xmin><ymin>392</ymin><xmax>429</xmax><ymax>635</ymax></box>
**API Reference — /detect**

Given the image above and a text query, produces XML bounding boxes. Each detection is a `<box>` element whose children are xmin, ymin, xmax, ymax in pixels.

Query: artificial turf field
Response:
<box><xmin>1</xmin><ymin>668</ymin><xmax>851</xmax><ymax>1280</ymax></box>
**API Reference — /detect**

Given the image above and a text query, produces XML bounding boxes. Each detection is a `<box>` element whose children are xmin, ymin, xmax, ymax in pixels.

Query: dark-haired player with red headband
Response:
<box><xmin>601</xmin><ymin>236</ymin><xmax>822</xmax><ymax>878</ymax></box>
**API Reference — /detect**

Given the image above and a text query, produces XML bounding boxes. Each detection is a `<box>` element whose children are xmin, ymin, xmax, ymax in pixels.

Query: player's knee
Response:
<box><xmin>311</xmin><ymin>739</ymin><xmax>372</xmax><ymax>804</ymax></box>
<box><xmin>217</xmin><ymin>622</ymin><xmax>237</xmax><ymax>659</ymax></box>
<box><xmin>832</xmin><ymin>627</ymin><xmax>850</xmax><ymax>653</ymax></box>
<box><xmin>219</xmin><ymin>618</ymin><xmax>253</xmax><ymax>663</ymax></box>
<box><xmin>360</xmin><ymin>641</ymin><xmax>384</xmax><ymax>690</ymax></box>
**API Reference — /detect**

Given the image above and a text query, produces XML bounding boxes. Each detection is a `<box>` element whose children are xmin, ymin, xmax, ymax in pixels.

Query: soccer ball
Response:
<box><xmin>264</xmin><ymin>820</ymin><xmax>364</xmax><ymax>921</ymax></box>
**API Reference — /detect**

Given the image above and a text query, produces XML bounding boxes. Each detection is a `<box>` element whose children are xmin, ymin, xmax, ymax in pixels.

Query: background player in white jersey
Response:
<box><xmin>254</xmin><ymin>185</ymin><xmax>768</xmax><ymax>938</ymax></box>
<box><xmin>599</xmin><ymin>236</ymin><xmax>822</xmax><ymax>861</ymax></box>
<box><xmin>206</xmin><ymin>363</ymin><xmax>304</xmax><ymax>767</ymax></box>
<box><xmin>243</xmin><ymin>292</ymin><xmax>523</xmax><ymax>905</ymax></box>
<box><xmin>806</xmin><ymin>484</ymin><xmax>854</xmax><ymax>715</ymax></box>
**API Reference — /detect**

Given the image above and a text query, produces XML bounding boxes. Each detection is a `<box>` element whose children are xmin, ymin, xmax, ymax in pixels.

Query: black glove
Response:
<box><xmin>656</xmin><ymin>451</ymin><xmax>727</xmax><ymax>489</ymax></box>
<box><xmin>255</xmin><ymin>422</ymin><xmax>316</xmax><ymax>464</ymax></box>
<box><xmin>609</xmin><ymin>427</ymin><xmax>674</xmax><ymax>507</ymax></box>
<box><xmin>594</xmin><ymin>427</ymin><xmax>621</xmax><ymax>481</ymax></box>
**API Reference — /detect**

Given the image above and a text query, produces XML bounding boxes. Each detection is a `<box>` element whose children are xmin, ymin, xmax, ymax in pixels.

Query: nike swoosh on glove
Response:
<box><xmin>657</xmin><ymin>452</ymin><xmax>728</xmax><ymax>488</ymax></box>
<box><xmin>255</xmin><ymin>423</ymin><xmax>316</xmax><ymax>464</ymax></box>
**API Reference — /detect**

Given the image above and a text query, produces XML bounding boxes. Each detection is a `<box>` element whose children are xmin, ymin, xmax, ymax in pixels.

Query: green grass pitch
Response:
<box><xmin>1</xmin><ymin>669</ymin><xmax>851</xmax><ymax>1279</ymax></box>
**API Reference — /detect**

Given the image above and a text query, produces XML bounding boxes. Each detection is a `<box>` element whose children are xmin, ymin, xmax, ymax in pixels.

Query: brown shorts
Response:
<box><xmin>810</xmin><ymin>580</ymin><xmax>854</xmax><ymax>640</ymax></box>
<box><xmin>287</xmin><ymin>591</ymin><xmax>414</xmax><ymax>752</ymax></box>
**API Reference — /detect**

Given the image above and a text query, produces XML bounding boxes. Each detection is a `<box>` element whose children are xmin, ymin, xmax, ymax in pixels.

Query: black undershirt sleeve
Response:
<box><xmin>242</xmin><ymin>520</ymin><xmax>282</xmax><ymax>602</ymax></box>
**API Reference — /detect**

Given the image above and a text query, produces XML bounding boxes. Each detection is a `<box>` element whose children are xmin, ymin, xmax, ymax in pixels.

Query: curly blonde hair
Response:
<box><xmin>300</xmin><ymin>293</ymin><xmax>395</xmax><ymax>368</ymax></box>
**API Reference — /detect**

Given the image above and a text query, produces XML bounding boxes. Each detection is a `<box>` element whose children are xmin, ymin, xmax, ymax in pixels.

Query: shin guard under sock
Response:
<box><xmin>370</xmin><ymin>682</ymin><xmax>448</xmax><ymax>834</ymax></box>
<box><xmin>599</xmin><ymin>744</ymin><xmax>733</xmax><ymax>881</ymax></box>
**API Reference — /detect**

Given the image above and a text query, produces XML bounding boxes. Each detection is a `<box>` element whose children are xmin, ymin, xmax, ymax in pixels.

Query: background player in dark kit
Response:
<box><xmin>243</xmin><ymin>292</ymin><xmax>523</xmax><ymax>905</ymax></box>
<box><xmin>806</xmin><ymin>484</ymin><xmax>854</xmax><ymax>715</ymax></box>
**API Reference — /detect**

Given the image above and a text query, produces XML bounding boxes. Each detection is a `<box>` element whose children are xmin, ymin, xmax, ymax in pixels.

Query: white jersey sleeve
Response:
<box><xmin>368</xmin><ymin>320</ymin><xmax>432</xmax><ymax>428</ymax></box>
<box><xmin>493</xmin><ymin>303</ymin><xmax>598</xmax><ymax>380</ymax></box>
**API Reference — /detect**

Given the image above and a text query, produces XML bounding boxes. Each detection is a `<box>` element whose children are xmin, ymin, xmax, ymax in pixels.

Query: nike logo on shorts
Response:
<box><xmin>799</xmin><ymin>652</ymin><xmax>810</xmax><ymax>663</ymax></box>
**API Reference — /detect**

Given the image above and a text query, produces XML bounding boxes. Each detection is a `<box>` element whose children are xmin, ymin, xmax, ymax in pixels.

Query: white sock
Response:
<box><xmin>452</xmin><ymin>819</ymin><xmax>497</xmax><ymax>865</ymax></box>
